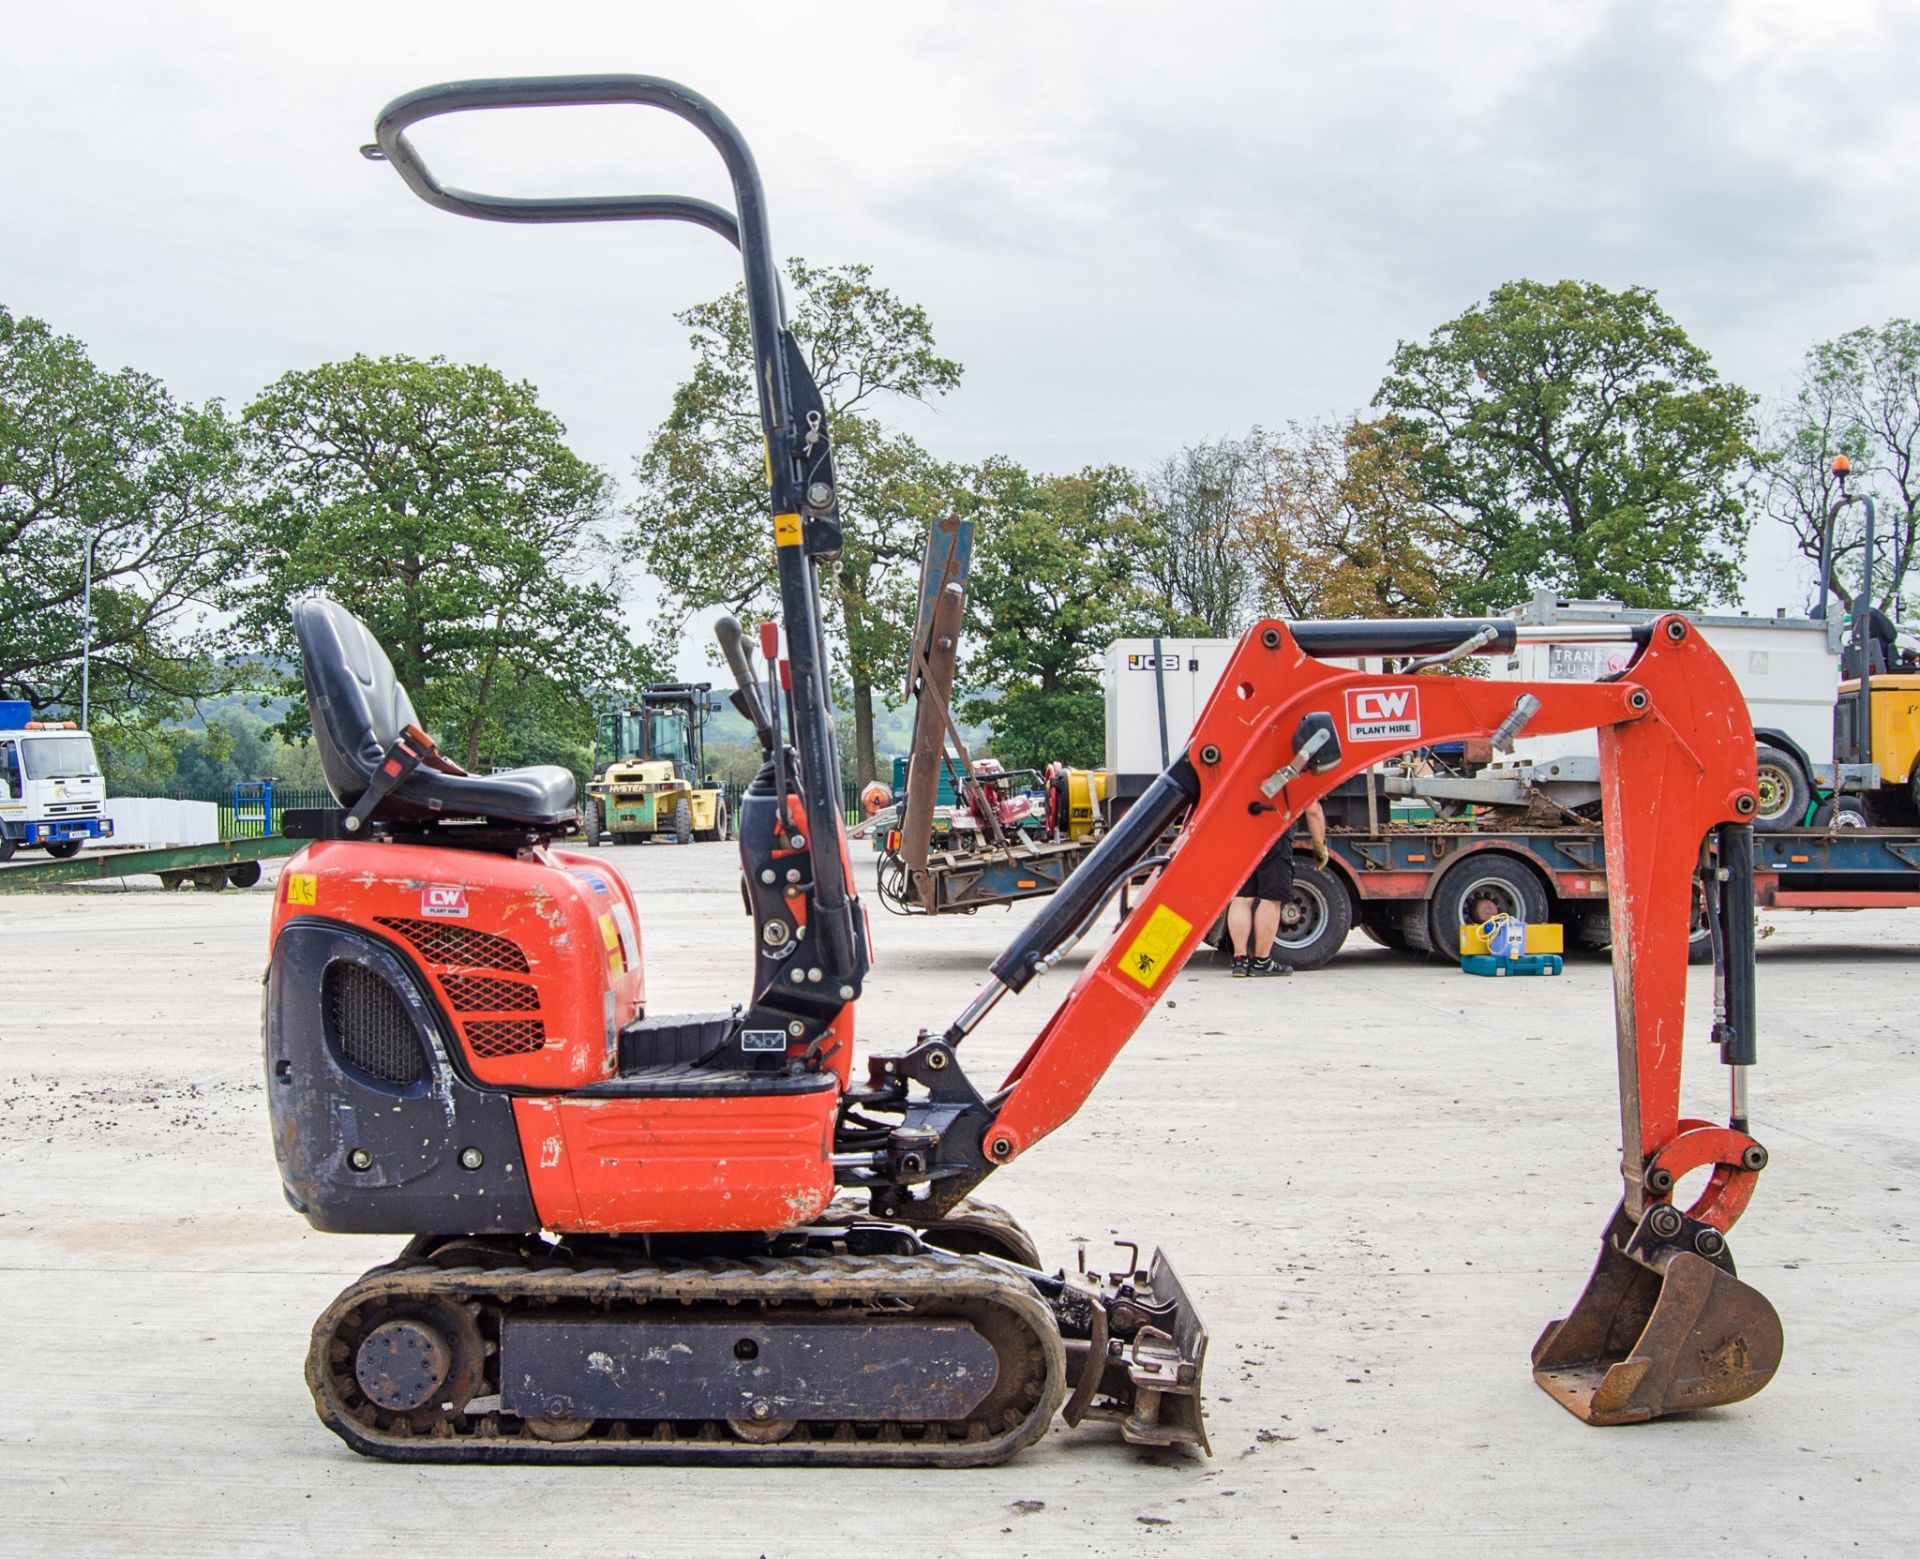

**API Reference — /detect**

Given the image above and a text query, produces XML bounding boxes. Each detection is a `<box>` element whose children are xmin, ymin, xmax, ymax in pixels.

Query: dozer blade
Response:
<box><xmin>1532</xmin><ymin>1204</ymin><xmax>1782</xmax><ymax>1425</ymax></box>
<box><xmin>1063</xmin><ymin>1247</ymin><xmax>1212</xmax><ymax>1455</ymax></box>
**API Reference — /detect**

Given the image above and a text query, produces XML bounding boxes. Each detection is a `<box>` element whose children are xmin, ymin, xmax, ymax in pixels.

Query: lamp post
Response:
<box><xmin>80</xmin><ymin>530</ymin><xmax>98</xmax><ymax>732</ymax></box>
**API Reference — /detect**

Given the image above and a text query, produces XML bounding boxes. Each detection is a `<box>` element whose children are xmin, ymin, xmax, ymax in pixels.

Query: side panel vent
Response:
<box><xmin>443</xmin><ymin>974</ymin><xmax>540</xmax><ymax>1012</ymax></box>
<box><xmin>466</xmin><ymin>1019</ymin><xmax>547</xmax><ymax>1058</ymax></box>
<box><xmin>375</xmin><ymin>916</ymin><xmax>530</xmax><ymax>973</ymax></box>
<box><xmin>326</xmin><ymin>962</ymin><xmax>426</xmax><ymax>1086</ymax></box>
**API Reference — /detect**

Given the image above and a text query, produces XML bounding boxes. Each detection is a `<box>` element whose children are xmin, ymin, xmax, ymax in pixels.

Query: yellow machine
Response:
<box><xmin>585</xmin><ymin>684</ymin><xmax>728</xmax><ymax>846</ymax></box>
<box><xmin>1048</xmin><ymin>765</ymin><xmax>1109</xmax><ymax>843</ymax></box>
<box><xmin>1837</xmin><ymin>673</ymin><xmax>1920</xmax><ymax>807</ymax></box>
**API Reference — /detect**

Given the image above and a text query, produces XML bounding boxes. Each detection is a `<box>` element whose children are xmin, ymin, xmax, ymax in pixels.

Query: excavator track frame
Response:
<box><xmin>308</xmin><ymin>1241</ymin><xmax>1068</xmax><ymax>1468</ymax></box>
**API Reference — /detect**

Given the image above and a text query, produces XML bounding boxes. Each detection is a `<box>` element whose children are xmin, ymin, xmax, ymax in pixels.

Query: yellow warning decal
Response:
<box><xmin>1118</xmin><ymin>903</ymin><xmax>1191</xmax><ymax>990</ymax></box>
<box><xmin>286</xmin><ymin>872</ymin><xmax>317</xmax><ymax>906</ymax></box>
<box><xmin>598</xmin><ymin>912</ymin><xmax>626</xmax><ymax>977</ymax></box>
<box><xmin>774</xmin><ymin>511</ymin><xmax>803</xmax><ymax>548</ymax></box>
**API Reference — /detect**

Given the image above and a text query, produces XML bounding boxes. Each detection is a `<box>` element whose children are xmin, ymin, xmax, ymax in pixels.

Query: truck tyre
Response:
<box><xmin>1426</xmin><ymin>855</ymin><xmax>1550</xmax><ymax>964</ymax></box>
<box><xmin>0</xmin><ymin>838</ymin><xmax>15</xmax><ymax>863</ymax></box>
<box><xmin>1267</xmin><ymin>862</ymin><xmax>1354</xmax><ymax>971</ymax></box>
<box><xmin>585</xmin><ymin>799</ymin><xmax>604</xmax><ymax>848</ymax></box>
<box><xmin>1753</xmin><ymin>744</ymin><xmax>1809</xmax><ymax>832</ymax></box>
<box><xmin>45</xmin><ymin>839</ymin><xmax>83</xmax><ymax>859</ymax></box>
<box><xmin>227</xmin><ymin>859</ymin><xmax>263</xmax><ymax>889</ymax></box>
<box><xmin>673</xmin><ymin>797</ymin><xmax>693</xmax><ymax>846</ymax></box>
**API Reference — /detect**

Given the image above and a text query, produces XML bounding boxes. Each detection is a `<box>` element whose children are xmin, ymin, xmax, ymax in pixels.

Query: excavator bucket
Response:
<box><xmin>1532</xmin><ymin>1204</ymin><xmax>1783</xmax><ymax>1425</ymax></box>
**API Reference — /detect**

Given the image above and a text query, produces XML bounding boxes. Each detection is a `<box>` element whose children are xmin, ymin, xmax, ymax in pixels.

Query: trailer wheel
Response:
<box><xmin>189</xmin><ymin>867</ymin><xmax>227</xmax><ymax>892</ymax></box>
<box><xmin>1810</xmin><ymin>796</ymin><xmax>1868</xmax><ymax>829</ymax></box>
<box><xmin>1753</xmin><ymin>744</ymin><xmax>1810</xmax><ymax>832</ymax></box>
<box><xmin>1426</xmin><ymin>855</ymin><xmax>1550</xmax><ymax>964</ymax></box>
<box><xmin>158</xmin><ymin>870</ymin><xmax>187</xmax><ymax>891</ymax></box>
<box><xmin>1574</xmin><ymin>907</ymin><xmax>1613</xmax><ymax>952</ymax></box>
<box><xmin>1358</xmin><ymin>906</ymin><xmax>1410</xmax><ymax>951</ymax></box>
<box><xmin>226</xmin><ymin>859</ymin><xmax>263</xmax><ymax>889</ymax></box>
<box><xmin>1267</xmin><ymin>863</ymin><xmax>1354</xmax><ymax>970</ymax></box>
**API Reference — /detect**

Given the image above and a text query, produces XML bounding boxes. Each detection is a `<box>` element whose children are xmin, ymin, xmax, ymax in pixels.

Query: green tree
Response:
<box><xmin>232</xmin><ymin>355</ymin><xmax>641</xmax><ymax>771</ymax></box>
<box><xmin>958</xmin><ymin>461</ymin><xmax>1163</xmax><ymax>771</ymax></box>
<box><xmin>1376</xmin><ymin>280</ymin><xmax>1758</xmax><ymax>611</ymax></box>
<box><xmin>1139</xmin><ymin>434</ymin><xmax>1259</xmax><ymax>635</ymax></box>
<box><xmin>632</xmin><ymin>260</ymin><xmax>964</xmax><ymax>785</ymax></box>
<box><xmin>0</xmin><ymin>305</ymin><xmax>241</xmax><ymax>732</ymax></box>
<box><xmin>1764</xmin><ymin>320</ymin><xmax>1920</xmax><ymax>615</ymax></box>
<box><xmin>1238</xmin><ymin>418</ymin><xmax>1468</xmax><ymax>618</ymax></box>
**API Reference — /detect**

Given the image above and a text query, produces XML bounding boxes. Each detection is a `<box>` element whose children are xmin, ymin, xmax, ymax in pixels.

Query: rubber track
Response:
<box><xmin>306</xmin><ymin>1245</ymin><xmax>1069</xmax><ymax>1467</ymax></box>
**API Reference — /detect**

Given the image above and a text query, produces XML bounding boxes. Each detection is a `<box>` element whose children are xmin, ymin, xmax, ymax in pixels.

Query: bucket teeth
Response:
<box><xmin>1532</xmin><ymin>1204</ymin><xmax>1783</xmax><ymax>1425</ymax></box>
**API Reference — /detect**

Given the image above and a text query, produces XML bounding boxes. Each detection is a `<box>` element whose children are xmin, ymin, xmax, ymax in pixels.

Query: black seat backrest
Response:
<box><xmin>293</xmin><ymin>597</ymin><xmax>419</xmax><ymax>809</ymax></box>
<box><xmin>291</xmin><ymin>596</ymin><xmax>579</xmax><ymax>830</ymax></box>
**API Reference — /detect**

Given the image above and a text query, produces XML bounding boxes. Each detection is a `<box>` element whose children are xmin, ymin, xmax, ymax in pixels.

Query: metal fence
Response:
<box><xmin>108</xmin><ymin>777</ymin><xmax>870</xmax><ymax>838</ymax></box>
<box><xmin>110</xmin><ymin>780</ymin><xmax>336</xmax><ymax>840</ymax></box>
<box><xmin>718</xmin><ymin>777</ymin><xmax>869</xmax><ymax>826</ymax></box>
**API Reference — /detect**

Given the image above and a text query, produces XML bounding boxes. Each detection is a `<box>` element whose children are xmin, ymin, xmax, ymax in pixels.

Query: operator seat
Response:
<box><xmin>292</xmin><ymin>596</ymin><xmax>577</xmax><ymax>829</ymax></box>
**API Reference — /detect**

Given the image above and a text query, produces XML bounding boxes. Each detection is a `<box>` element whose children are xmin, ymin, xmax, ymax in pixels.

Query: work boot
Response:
<box><xmin>1249</xmin><ymin>956</ymin><xmax>1292</xmax><ymax>977</ymax></box>
<box><xmin>1231</xmin><ymin>955</ymin><xmax>1250</xmax><ymax>978</ymax></box>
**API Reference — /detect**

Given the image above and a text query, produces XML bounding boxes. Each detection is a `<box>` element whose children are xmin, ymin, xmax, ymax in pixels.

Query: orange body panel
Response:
<box><xmin>272</xmin><ymin>839</ymin><xmax>644</xmax><ymax>1090</ymax></box>
<box><xmin>513</xmin><ymin>1092</ymin><xmax>838</xmax><ymax>1233</ymax></box>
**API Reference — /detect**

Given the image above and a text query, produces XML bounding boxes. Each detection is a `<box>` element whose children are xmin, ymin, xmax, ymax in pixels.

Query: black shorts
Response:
<box><xmin>1239</xmin><ymin>838</ymin><xmax>1295</xmax><ymax>902</ymax></box>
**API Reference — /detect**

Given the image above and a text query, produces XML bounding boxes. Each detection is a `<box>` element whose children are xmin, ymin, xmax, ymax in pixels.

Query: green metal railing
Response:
<box><xmin>109</xmin><ymin>780</ymin><xmax>335</xmax><ymax>840</ymax></box>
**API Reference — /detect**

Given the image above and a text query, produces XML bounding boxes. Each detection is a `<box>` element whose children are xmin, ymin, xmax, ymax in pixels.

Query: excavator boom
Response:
<box><xmin>845</xmin><ymin>614</ymin><xmax>1779</xmax><ymax>1425</ymax></box>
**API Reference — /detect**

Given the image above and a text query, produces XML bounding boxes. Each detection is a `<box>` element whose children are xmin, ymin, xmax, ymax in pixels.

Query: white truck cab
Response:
<box><xmin>0</xmin><ymin>700</ymin><xmax>114</xmax><ymax>861</ymax></box>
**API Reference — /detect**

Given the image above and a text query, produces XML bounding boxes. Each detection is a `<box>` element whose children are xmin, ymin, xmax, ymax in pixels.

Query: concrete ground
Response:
<box><xmin>1</xmin><ymin>842</ymin><xmax>1915</xmax><ymax>1557</ymax></box>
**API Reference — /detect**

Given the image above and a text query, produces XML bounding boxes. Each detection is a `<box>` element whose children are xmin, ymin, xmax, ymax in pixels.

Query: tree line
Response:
<box><xmin>4</xmin><ymin>277</ymin><xmax>1917</xmax><ymax>788</ymax></box>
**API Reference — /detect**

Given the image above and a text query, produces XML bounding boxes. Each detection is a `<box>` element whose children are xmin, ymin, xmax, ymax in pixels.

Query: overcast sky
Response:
<box><xmin>7</xmin><ymin>1</ymin><xmax>1917</xmax><ymax>672</ymax></box>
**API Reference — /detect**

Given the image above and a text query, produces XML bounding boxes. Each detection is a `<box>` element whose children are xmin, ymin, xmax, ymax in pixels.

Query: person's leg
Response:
<box><xmin>1228</xmin><ymin>896</ymin><xmax>1255</xmax><ymax>961</ymax></box>
<box><xmin>1250</xmin><ymin>848</ymin><xmax>1296</xmax><ymax>974</ymax></box>
<box><xmin>1251</xmin><ymin>898</ymin><xmax>1283</xmax><ymax>959</ymax></box>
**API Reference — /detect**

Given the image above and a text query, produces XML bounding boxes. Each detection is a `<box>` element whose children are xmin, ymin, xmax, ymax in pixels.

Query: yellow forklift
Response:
<box><xmin>585</xmin><ymin>683</ymin><xmax>729</xmax><ymax>846</ymax></box>
<box><xmin>1821</xmin><ymin>457</ymin><xmax>1920</xmax><ymax>826</ymax></box>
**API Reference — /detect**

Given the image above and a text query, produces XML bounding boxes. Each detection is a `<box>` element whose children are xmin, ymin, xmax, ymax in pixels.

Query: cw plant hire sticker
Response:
<box><xmin>421</xmin><ymin>884</ymin><xmax>469</xmax><ymax>919</ymax></box>
<box><xmin>1345</xmin><ymin>685</ymin><xmax>1421</xmax><ymax>743</ymax></box>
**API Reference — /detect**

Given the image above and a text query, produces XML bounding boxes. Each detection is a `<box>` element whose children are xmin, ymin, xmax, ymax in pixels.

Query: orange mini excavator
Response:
<box><xmin>262</xmin><ymin>75</ymin><xmax>1781</xmax><ymax>1466</ymax></box>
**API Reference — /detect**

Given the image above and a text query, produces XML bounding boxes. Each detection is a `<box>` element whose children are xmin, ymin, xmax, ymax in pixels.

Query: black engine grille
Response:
<box><xmin>327</xmin><ymin>962</ymin><xmax>426</xmax><ymax>1087</ymax></box>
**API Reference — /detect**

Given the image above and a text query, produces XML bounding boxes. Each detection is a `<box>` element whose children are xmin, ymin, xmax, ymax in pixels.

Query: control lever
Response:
<box><xmin>760</xmin><ymin>621</ymin><xmax>792</xmax><ymax>835</ymax></box>
<box><xmin>716</xmin><ymin>615</ymin><xmax>775</xmax><ymax>754</ymax></box>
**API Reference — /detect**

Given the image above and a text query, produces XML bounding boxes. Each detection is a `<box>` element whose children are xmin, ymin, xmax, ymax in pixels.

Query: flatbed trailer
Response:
<box><xmin>1258</xmin><ymin>820</ymin><xmax>1920</xmax><ymax>969</ymax></box>
<box><xmin>0</xmin><ymin>835</ymin><xmax>303</xmax><ymax>893</ymax></box>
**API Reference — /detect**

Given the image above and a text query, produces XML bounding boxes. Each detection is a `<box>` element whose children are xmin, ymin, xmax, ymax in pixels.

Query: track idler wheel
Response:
<box><xmin>1532</xmin><ymin>1202</ymin><xmax>1782</xmax><ymax>1425</ymax></box>
<box><xmin>334</xmin><ymin>1297</ymin><xmax>486</xmax><ymax>1434</ymax></box>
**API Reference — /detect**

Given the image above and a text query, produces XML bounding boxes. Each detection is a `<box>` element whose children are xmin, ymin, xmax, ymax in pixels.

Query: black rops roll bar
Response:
<box><xmin>363</xmin><ymin>75</ymin><xmax>861</xmax><ymax>984</ymax></box>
